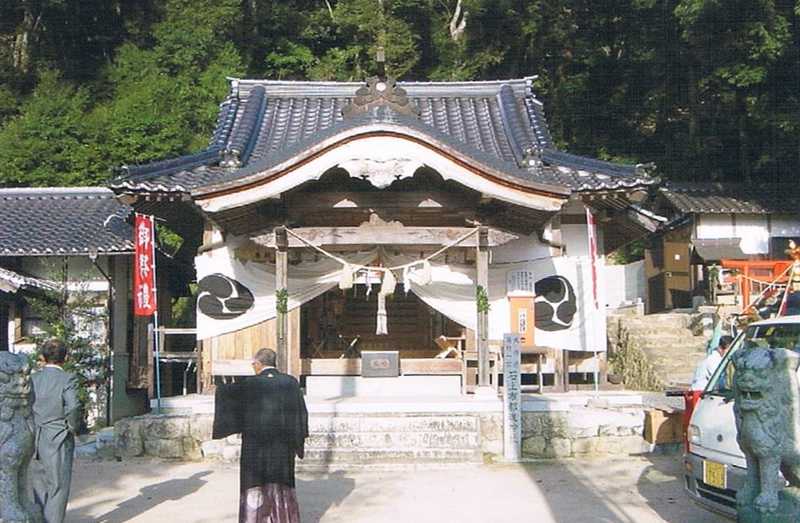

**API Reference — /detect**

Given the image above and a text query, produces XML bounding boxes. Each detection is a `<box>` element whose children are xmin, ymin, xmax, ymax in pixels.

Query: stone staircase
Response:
<box><xmin>301</xmin><ymin>413</ymin><xmax>484</xmax><ymax>467</ymax></box>
<box><xmin>608</xmin><ymin>311</ymin><xmax>710</xmax><ymax>388</ymax></box>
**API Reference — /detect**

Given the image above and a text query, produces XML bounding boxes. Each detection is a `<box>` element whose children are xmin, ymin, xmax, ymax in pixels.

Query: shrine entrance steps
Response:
<box><xmin>109</xmin><ymin>392</ymin><xmax>670</xmax><ymax>467</ymax></box>
<box><xmin>607</xmin><ymin>311</ymin><xmax>711</xmax><ymax>388</ymax></box>
<box><xmin>302</xmin><ymin>412</ymin><xmax>483</xmax><ymax>468</ymax></box>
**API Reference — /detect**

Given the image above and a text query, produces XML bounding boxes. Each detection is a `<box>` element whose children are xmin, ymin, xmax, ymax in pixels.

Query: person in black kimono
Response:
<box><xmin>213</xmin><ymin>348</ymin><xmax>309</xmax><ymax>523</ymax></box>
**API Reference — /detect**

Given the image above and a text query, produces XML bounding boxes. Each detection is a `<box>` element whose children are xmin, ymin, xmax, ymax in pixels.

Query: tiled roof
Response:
<box><xmin>0</xmin><ymin>188</ymin><xmax>133</xmax><ymax>256</ymax></box>
<box><xmin>111</xmin><ymin>77</ymin><xmax>656</xmax><ymax>195</ymax></box>
<box><xmin>661</xmin><ymin>183</ymin><xmax>800</xmax><ymax>214</ymax></box>
<box><xmin>0</xmin><ymin>266</ymin><xmax>59</xmax><ymax>293</ymax></box>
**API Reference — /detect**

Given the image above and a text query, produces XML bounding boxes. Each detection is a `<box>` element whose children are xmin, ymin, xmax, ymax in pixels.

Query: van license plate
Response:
<box><xmin>703</xmin><ymin>460</ymin><xmax>727</xmax><ymax>489</ymax></box>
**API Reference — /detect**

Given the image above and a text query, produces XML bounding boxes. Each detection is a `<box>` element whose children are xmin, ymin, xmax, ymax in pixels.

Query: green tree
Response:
<box><xmin>0</xmin><ymin>70</ymin><xmax>102</xmax><ymax>186</ymax></box>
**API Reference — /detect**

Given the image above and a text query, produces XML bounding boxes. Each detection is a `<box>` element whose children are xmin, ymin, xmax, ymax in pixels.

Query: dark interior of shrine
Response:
<box><xmin>300</xmin><ymin>286</ymin><xmax>467</xmax><ymax>360</ymax></box>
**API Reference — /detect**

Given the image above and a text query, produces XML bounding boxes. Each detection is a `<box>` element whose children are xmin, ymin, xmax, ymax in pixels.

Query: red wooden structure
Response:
<box><xmin>721</xmin><ymin>259</ymin><xmax>792</xmax><ymax>312</ymax></box>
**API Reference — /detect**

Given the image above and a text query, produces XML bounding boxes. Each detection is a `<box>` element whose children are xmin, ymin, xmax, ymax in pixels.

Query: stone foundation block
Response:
<box><xmin>144</xmin><ymin>438</ymin><xmax>185</xmax><ymax>459</ymax></box>
<box><xmin>479</xmin><ymin>414</ymin><xmax>503</xmax><ymax>454</ymax></box>
<box><xmin>201</xmin><ymin>440</ymin><xmax>224</xmax><ymax>458</ymax></box>
<box><xmin>190</xmin><ymin>415</ymin><xmax>214</xmax><ymax>442</ymax></box>
<box><xmin>182</xmin><ymin>437</ymin><xmax>202</xmax><ymax>461</ymax></box>
<box><xmin>523</xmin><ymin>413</ymin><xmax>569</xmax><ymax>440</ymax></box>
<box><xmin>114</xmin><ymin>418</ymin><xmax>144</xmax><ymax>458</ymax></box>
<box><xmin>547</xmin><ymin>438</ymin><xmax>572</xmax><ymax>458</ymax></box>
<box><xmin>522</xmin><ymin>436</ymin><xmax>547</xmax><ymax>457</ymax></box>
<box><xmin>143</xmin><ymin>416</ymin><xmax>189</xmax><ymax>440</ymax></box>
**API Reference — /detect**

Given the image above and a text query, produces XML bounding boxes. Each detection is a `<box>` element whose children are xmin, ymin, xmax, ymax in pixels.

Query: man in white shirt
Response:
<box><xmin>691</xmin><ymin>335</ymin><xmax>733</xmax><ymax>391</ymax></box>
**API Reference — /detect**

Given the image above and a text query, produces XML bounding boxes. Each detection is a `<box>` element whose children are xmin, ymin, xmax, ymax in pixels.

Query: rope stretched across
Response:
<box><xmin>283</xmin><ymin>227</ymin><xmax>480</xmax><ymax>273</ymax></box>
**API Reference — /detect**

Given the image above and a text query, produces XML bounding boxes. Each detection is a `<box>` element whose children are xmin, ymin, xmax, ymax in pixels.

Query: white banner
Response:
<box><xmin>195</xmin><ymin>246</ymin><xmax>606</xmax><ymax>351</ymax></box>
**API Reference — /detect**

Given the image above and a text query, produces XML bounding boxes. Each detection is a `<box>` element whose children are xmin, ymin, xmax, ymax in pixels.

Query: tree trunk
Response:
<box><xmin>12</xmin><ymin>6</ymin><xmax>41</xmax><ymax>74</ymax></box>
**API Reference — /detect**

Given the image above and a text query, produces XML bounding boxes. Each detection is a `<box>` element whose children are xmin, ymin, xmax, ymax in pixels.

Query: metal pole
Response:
<box><xmin>151</xmin><ymin>218</ymin><xmax>162</xmax><ymax>414</ymax></box>
<box><xmin>90</xmin><ymin>254</ymin><xmax>115</xmax><ymax>426</ymax></box>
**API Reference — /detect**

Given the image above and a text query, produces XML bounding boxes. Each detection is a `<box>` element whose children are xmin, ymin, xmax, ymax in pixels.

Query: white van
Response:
<box><xmin>683</xmin><ymin>315</ymin><xmax>800</xmax><ymax>519</ymax></box>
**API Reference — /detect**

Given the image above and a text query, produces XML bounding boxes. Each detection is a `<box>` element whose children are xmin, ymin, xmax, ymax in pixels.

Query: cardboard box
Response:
<box><xmin>644</xmin><ymin>409</ymin><xmax>683</xmax><ymax>444</ymax></box>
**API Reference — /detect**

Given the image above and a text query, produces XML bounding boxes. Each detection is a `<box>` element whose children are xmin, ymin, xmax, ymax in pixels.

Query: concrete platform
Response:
<box><xmin>305</xmin><ymin>375</ymin><xmax>462</xmax><ymax>398</ymax></box>
<box><xmin>150</xmin><ymin>390</ymin><xmax>647</xmax><ymax>416</ymax></box>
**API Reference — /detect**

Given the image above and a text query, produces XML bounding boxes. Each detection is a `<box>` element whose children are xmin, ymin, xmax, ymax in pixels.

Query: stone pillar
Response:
<box><xmin>476</xmin><ymin>226</ymin><xmax>490</xmax><ymax>389</ymax></box>
<box><xmin>275</xmin><ymin>227</ymin><xmax>289</xmax><ymax>373</ymax></box>
<box><xmin>0</xmin><ymin>352</ymin><xmax>39</xmax><ymax>522</ymax></box>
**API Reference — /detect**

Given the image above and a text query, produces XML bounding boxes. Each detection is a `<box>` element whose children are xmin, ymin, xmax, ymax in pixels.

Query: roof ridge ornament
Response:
<box><xmin>343</xmin><ymin>47</ymin><xmax>420</xmax><ymax>118</ymax></box>
<box><xmin>342</xmin><ymin>76</ymin><xmax>420</xmax><ymax>118</ymax></box>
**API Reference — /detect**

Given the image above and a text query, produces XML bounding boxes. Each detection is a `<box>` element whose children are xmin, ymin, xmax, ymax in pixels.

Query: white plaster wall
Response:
<box><xmin>735</xmin><ymin>215</ymin><xmax>769</xmax><ymax>254</ymax></box>
<box><xmin>560</xmin><ymin>200</ymin><xmax>596</xmax><ymax>258</ymax></box>
<box><xmin>695</xmin><ymin>214</ymin><xmax>734</xmax><ymax>239</ymax></box>
<box><xmin>603</xmin><ymin>260</ymin><xmax>646</xmax><ymax>309</ymax></box>
<box><xmin>491</xmin><ymin>234</ymin><xmax>554</xmax><ymax>264</ymax></box>
<box><xmin>20</xmin><ymin>256</ymin><xmax>110</xmax><ymax>292</ymax></box>
<box><xmin>7</xmin><ymin>302</ymin><xmax>16</xmax><ymax>352</ymax></box>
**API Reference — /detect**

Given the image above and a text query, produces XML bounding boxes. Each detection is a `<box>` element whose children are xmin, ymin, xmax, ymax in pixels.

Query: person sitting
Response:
<box><xmin>691</xmin><ymin>335</ymin><xmax>733</xmax><ymax>391</ymax></box>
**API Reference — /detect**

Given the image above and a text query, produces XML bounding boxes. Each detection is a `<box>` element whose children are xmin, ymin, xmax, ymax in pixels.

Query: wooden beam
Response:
<box><xmin>286</xmin><ymin>191</ymin><xmax>478</xmax><ymax>211</ymax></box>
<box><xmin>251</xmin><ymin>225</ymin><xmax>518</xmax><ymax>248</ymax></box>
<box><xmin>476</xmin><ymin>226</ymin><xmax>490</xmax><ymax>388</ymax></box>
<box><xmin>275</xmin><ymin>226</ymin><xmax>289</xmax><ymax>373</ymax></box>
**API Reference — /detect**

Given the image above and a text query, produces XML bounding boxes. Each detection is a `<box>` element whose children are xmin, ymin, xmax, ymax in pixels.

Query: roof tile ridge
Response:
<box><xmin>522</xmin><ymin>78</ymin><xmax>554</xmax><ymax>149</ymax></box>
<box><xmin>113</xmin><ymin>147</ymin><xmax>223</xmax><ymax>187</ymax></box>
<box><xmin>0</xmin><ymin>187</ymin><xmax>114</xmax><ymax>197</ymax></box>
<box><xmin>222</xmin><ymin>85</ymin><xmax>267</xmax><ymax>168</ymax></box>
<box><xmin>495</xmin><ymin>84</ymin><xmax>538</xmax><ymax>168</ymax></box>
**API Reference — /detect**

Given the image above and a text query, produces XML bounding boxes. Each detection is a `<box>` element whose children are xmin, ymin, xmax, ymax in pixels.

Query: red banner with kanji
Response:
<box><xmin>133</xmin><ymin>214</ymin><xmax>157</xmax><ymax>316</ymax></box>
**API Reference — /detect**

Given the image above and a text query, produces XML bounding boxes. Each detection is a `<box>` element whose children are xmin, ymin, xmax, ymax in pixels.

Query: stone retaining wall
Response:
<box><xmin>520</xmin><ymin>409</ymin><xmax>650</xmax><ymax>459</ymax></box>
<box><xmin>111</xmin><ymin>406</ymin><xmax>662</xmax><ymax>463</ymax></box>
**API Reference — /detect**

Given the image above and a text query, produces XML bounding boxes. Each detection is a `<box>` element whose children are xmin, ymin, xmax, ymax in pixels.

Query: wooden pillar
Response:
<box><xmin>476</xmin><ymin>226</ymin><xmax>490</xmax><ymax>388</ymax></box>
<box><xmin>275</xmin><ymin>227</ymin><xmax>289</xmax><ymax>373</ymax></box>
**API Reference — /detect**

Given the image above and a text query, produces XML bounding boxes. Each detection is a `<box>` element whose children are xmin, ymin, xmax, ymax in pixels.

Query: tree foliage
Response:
<box><xmin>0</xmin><ymin>0</ymin><xmax>798</xmax><ymax>187</ymax></box>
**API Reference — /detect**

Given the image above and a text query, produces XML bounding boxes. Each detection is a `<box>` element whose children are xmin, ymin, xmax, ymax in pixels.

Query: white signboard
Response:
<box><xmin>506</xmin><ymin>270</ymin><xmax>535</xmax><ymax>295</ymax></box>
<box><xmin>503</xmin><ymin>333</ymin><xmax>522</xmax><ymax>461</ymax></box>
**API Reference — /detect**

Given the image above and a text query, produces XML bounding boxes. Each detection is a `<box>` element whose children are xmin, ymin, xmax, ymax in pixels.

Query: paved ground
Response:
<box><xmin>67</xmin><ymin>456</ymin><xmax>728</xmax><ymax>523</ymax></box>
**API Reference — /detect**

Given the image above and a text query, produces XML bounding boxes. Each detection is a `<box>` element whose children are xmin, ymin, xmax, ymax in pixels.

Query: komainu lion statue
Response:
<box><xmin>733</xmin><ymin>347</ymin><xmax>800</xmax><ymax>516</ymax></box>
<box><xmin>0</xmin><ymin>352</ymin><xmax>40</xmax><ymax>522</ymax></box>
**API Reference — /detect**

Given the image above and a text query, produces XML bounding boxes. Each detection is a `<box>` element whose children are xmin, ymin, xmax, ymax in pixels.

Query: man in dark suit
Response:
<box><xmin>31</xmin><ymin>338</ymin><xmax>81</xmax><ymax>523</ymax></box>
<box><xmin>213</xmin><ymin>348</ymin><xmax>309</xmax><ymax>523</ymax></box>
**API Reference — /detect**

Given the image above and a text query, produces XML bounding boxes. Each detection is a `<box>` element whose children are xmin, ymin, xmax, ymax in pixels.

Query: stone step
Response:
<box><xmin>614</xmin><ymin>313</ymin><xmax>693</xmax><ymax>326</ymax></box>
<box><xmin>637</xmin><ymin>342</ymin><xmax>708</xmax><ymax>351</ymax></box>
<box><xmin>305</xmin><ymin>430</ymin><xmax>480</xmax><ymax>450</ymax></box>
<box><xmin>621</xmin><ymin>325</ymin><xmax>702</xmax><ymax>337</ymax></box>
<box><xmin>308</xmin><ymin>415</ymin><xmax>478</xmax><ymax>434</ymax></box>
<box><xmin>300</xmin><ymin>447</ymin><xmax>483</xmax><ymax>465</ymax></box>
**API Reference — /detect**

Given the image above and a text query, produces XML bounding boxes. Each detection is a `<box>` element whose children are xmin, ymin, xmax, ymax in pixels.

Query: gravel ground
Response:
<box><xmin>66</xmin><ymin>455</ymin><xmax>727</xmax><ymax>523</ymax></box>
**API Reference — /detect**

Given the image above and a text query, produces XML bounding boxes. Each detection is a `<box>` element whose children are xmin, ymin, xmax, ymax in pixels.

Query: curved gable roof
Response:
<box><xmin>111</xmin><ymin>77</ymin><xmax>656</xmax><ymax>196</ymax></box>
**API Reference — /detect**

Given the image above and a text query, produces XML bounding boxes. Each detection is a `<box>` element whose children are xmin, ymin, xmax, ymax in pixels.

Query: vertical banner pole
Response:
<box><xmin>134</xmin><ymin>213</ymin><xmax>160</xmax><ymax>413</ymax></box>
<box><xmin>150</xmin><ymin>217</ymin><xmax>162</xmax><ymax>414</ymax></box>
<box><xmin>503</xmin><ymin>333</ymin><xmax>522</xmax><ymax>462</ymax></box>
<box><xmin>585</xmin><ymin>207</ymin><xmax>600</xmax><ymax>397</ymax></box>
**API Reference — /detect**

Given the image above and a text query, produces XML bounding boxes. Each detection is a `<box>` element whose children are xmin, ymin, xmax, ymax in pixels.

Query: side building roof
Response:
<box><xmin>660</xmin><ymin>183</ymin><xmax>800</xmax><ymax>215</ymax></box>
<box><xmin>0</xmin><ymin>187</ymin><xmax>133</xmax><ymax>256</ymax></box>
<box><xmin>111</xmin><ymin>77</ymin><xmax>656</xmax><ymax>196</ymax></box>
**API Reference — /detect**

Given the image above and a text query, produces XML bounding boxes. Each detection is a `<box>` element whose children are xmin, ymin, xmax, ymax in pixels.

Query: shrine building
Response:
<box><xmin>110</xmin><ymin>72</ymin><xmax>660</xmax><ymax>397</ymax></box>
